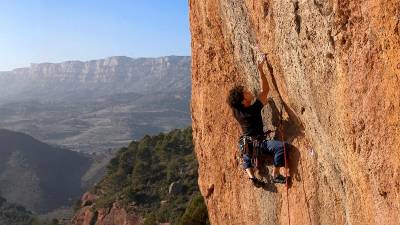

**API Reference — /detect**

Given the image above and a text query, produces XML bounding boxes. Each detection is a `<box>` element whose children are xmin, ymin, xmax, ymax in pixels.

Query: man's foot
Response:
<box><xmin>272</xmin><ymin>174</ymin><xmax>287</xmax><ymax>184</ymax></box>
<box><xmin>249</xmin><ymin>177</ymin><xmax>263</xmax><ymax>188</ymax></box>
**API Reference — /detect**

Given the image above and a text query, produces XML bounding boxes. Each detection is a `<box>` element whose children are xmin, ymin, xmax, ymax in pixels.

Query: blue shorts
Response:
<box><xmin>243</xmin><ymin>140</ymin><xmax>288</xmax><ymax>169</ymax></box>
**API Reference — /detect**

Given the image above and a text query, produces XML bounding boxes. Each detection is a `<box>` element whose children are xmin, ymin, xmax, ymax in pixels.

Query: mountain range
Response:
<box><xmin>0</xmin><ymin>56</ymin><xmax>191</xmax><ymax>153</ymax></box>
<box><xmin>0</xmin><ymin>56</ymin><xmax>191</xmax><ymax>102</ymax></box>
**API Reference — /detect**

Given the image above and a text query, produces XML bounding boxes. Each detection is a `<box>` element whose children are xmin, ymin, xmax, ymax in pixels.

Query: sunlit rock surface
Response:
<box><xmin>189</xmin><ymin>0</ymin><xmax>400</xmax><ymax>224</ymax></box>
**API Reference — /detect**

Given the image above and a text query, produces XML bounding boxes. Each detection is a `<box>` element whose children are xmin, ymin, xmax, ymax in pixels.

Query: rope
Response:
<box><xmin>279</xmin><ymin>106</ymin><xmax>291</xmax><ymax>225</ymax></box>
<box><xmin>248</xmin><ymin>44</ymin><xmax>292</xmax><ymax>224</ymax></box>
<box><xmin>282</xmin><ymin>129</ymin><xmax>291</xmax><ymax>225</ymax></box>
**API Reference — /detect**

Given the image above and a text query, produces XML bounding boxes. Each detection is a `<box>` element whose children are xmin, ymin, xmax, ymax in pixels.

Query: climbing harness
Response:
<box><xmin>237</xmin><ymin>128</ymin><xmax>276</xmax><ymax>168</ymax></box>
<box><xmin>238</xmin><ymin>134</ymin><xmax>263</xmax><ymax>168</ymax></box>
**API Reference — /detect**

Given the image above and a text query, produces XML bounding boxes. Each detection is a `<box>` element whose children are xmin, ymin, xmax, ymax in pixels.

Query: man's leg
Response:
<box><xmin>272</xmin><ymin>166</ymin><xmax>280</xmax><ymax>178</ymax></box>
<box><xmin>260</xmin><ymin>140</ymin><xmax>289</xmax><ymax>179</ymax></box>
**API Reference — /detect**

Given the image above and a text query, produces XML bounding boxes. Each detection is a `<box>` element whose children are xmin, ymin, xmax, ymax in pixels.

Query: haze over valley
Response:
<box><xmin>0</xmin><ymin>55</ymin><xmax>192</xmax><ymax>222</ymax></box>
<box><xmin>0</xmin><ymin>56</ymin><xmax>191</xmax><ymax>153</ymax></box>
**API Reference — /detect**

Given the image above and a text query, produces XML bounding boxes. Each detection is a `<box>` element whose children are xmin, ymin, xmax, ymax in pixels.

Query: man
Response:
<box><xmin>227</xmin><ymin>56</ymin><xmax>289</xmax><ymax>185</ymax></box>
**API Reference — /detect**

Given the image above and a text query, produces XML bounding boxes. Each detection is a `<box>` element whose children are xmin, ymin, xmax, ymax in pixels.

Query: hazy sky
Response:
<box><xmin>0</xmin><ymin>0</ymin><xmax>191</xmax><ymax>71</ymax></box>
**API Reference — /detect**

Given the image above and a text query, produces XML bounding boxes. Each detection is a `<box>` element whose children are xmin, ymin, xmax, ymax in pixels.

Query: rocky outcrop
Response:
<box><xmin>189</xmin><ymin>0</ymin><xmax>400</xmax><ymax>225</ymax></box>
<box><xmin>70</xmin><ymin>193</ymin><xmax>142</xmax><ymax>225</ymax></box>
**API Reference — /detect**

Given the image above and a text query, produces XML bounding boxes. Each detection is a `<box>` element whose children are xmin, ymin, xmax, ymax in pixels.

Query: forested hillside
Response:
<box><xmin>0</xmin><ymin>129</ymin><xmax>91</xmax><ymax>213</ymax></box>
<box><xmin>71</xmin><ymin>128</ymin><xmax>209</xmax><ymax>225</ymax></box>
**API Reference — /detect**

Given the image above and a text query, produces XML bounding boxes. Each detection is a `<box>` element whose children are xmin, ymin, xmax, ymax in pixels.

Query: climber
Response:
<box><xmin>227</xmin><ymin>55</ymin><xmax>290</xmax><ymax>186</ymax></box>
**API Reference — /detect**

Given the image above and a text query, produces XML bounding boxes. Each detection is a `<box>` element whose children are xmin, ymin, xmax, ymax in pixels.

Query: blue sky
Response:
<box><xmin>0</xmin><ymin>0</ymin><xmax>191</xmax><ymax>71</ymax></box>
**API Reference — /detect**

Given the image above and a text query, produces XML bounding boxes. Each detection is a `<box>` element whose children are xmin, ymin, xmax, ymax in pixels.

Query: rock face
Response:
<box><xmin>189</xmin><ymin>0</ymin><xmax>400</xmax><ymax>225</ymax></box>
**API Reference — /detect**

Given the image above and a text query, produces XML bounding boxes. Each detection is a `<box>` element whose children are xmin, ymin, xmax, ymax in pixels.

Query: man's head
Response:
<box><xmin>227</xmin><ymin>85</ymin><xmax>255</xmax><ymax>109</ymax></box>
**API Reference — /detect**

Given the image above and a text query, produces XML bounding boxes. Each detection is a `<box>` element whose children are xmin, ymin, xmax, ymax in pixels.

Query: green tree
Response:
<box><xmin>90</xmin><ymin>127</ymin><xmax>209</xmax><ymax>224</ymax></box>
<box><xmin>179</xmin><ymin>194</ymin><xmax>210</xmax><ymax>225</ymax></box>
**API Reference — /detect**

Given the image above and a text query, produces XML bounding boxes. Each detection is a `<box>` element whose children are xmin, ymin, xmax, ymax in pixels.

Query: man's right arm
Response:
<box><xmin>257</xmin><ymin>57</ymin><xmax>270</xmax><ymax>106</ymax></box>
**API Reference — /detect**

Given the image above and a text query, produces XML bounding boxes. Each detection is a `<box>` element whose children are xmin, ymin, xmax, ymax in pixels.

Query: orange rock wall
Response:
<box><xmin>70</xmin><ymin>195</ymin><xmax>141</xmax><ymax>225</ymax></box>
<box><xmin>189</xmin><ymin>0</ymin><xmax>400</xmax><ymax>224</ymax></box>
<box><xmin>70</xmin><ymin>204</ymin><xmax>141</xmax><ymax>225</ymax></box>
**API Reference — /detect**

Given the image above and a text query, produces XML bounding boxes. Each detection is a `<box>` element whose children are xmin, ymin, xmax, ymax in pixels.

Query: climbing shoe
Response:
<box><xmin>272</xmin><ymin>174</ymin><xmax>287</xmax><ymax>184</ymax></box>
<box><xmin>249</xmin><ymin>177</ymin><xmax>263</xmax><ymax>188</ymax></box>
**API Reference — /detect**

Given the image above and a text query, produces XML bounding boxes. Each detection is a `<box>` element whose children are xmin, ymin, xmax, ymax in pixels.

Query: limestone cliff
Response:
<box><xmin>189</xmin><ymin>0</ymin><xmax>400</xmax><ymax>225</ymax></box>
<box><xmin>0</xmin><ymin>56</ymin><xmax>190</xmax><ymax>102</ymax></box>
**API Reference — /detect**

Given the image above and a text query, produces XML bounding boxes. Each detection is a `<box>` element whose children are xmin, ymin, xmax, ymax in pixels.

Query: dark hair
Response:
<box><xmin>227</xmin><ymin>85</ymin><xmax>244</xmax><ymax>109</ymax></box>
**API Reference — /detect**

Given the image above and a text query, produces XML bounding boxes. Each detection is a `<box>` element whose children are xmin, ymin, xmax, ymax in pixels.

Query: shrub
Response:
<box><xmin>179</xmin><ymin>194</ymin><xmax>210</xmax><ymax>225</ymax></box>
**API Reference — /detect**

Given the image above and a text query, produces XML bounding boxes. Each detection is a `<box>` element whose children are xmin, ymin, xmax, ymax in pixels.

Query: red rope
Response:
<box><xmin>280</xmin><ymin>112</ymin><xmax>291</xmax><ymax>225</ymax></box>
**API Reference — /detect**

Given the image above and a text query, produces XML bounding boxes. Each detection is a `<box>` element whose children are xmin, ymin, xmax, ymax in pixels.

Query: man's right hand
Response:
<box><xmin>258</xmin><ymin>53</ymin><xmax>268</xmax><ymax>64</ymax></box>
<box><xmin>257</xmin><ymin>55</ymin><xmax>267</xmax><ymax>69</ymax></box>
